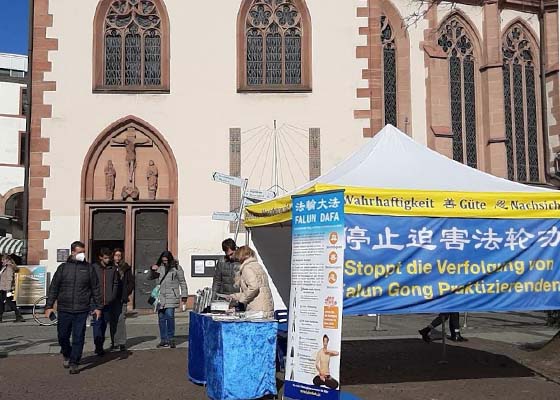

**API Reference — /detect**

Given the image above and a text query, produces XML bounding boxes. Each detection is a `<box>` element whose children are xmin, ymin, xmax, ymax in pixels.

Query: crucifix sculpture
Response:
<box><xmin>111</xmin><ymin>127</ymin><xmax>152</xmax><ymax>200</ymax></box>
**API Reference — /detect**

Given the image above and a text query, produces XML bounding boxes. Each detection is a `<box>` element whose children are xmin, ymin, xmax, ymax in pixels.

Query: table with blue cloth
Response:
<box><xmin>188</xmin><ymin>311</ymin><xmax>278</xmax><ymax>400</ymax></box>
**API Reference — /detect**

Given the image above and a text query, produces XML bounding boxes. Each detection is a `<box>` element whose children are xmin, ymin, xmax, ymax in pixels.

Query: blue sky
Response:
<box><xmin>0</xmin><ymin>1</ymin><xmax>29</xmax><ymax>55</ymax></box>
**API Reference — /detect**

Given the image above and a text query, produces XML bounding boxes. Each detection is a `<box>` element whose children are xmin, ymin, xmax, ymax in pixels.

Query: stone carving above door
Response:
<box><xmin>84</xmin><ymin>118</ymin><xmax>174</xmax><ymax>202</ymax></box>
<box><xmin>147</xmin><ymin>160</ymin><xmax>159</xmax><ymax>200</ymax></box>
<box><xmin>104</xmin><ymin>160</ymin><xmax>116</xmax><ymax>200</ymax></box>
<box><xmin>111</xmin><ymin>127</ymin><xmax>153</xmax><ymax>201</ymax></box>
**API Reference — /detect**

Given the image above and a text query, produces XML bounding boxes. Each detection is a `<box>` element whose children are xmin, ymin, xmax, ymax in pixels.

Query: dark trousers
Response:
<box><xmin>313</xmin><ymin>375</ymin><xmax>339</xmax><ymax>389</ymax></box>
<box><xmin>57</xmin><ymin>311</ymin><xmax>89</xmax><ymax>365</ymax></box>
<box><xmin>0</xmin><ymin>290</ymin><xmax>22</xmax><ymax>317</ymax></box>
<box><xmin>92</xmin><ymin>304</ymin><xmax>115</xmax><ymax>350</ymax></box>
<box><xmin>430</xmin><ymin>312</ymin><xmax>461</xmax><ymax>333</ymax></box>
<box><xmin>112</xmin><ymin>302</ymin><xmax>127</xmax><ymax>346</ymax></box>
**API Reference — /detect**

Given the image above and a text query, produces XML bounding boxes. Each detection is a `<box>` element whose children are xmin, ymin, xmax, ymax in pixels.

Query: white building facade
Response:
<box><xmin>0</xmin><ymin>53</ymin><xmax>27</xmax><ymax>240</ymax></box>
<box><xmin>28</xmin><ymin>0</ymin><xmax>559</xmax><ymax>307</ymax></box>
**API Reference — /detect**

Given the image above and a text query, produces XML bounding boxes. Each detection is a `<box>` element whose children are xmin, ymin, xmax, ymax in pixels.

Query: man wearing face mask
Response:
<box><xmin>45</xmin><ymin>241</ymin><xmax>102</xmax><ymax>375</ymax></box>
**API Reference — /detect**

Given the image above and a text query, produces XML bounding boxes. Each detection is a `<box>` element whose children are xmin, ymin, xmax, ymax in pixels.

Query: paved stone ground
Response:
<box><xmin>0</xmin><ymin>310</ymin><xmax>559</xmax><ymax>399</ymax></box>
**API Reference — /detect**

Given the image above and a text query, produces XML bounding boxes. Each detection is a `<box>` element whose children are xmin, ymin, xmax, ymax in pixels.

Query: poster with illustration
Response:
<box><xmin>285</xmin><ymin>190</ymin><xmax>345</xmax><ymax>400</ymax></box>
<box><xmin>14</xmin><ymin>266</ymin><xmax>47</xmax><ymax>306</ymax></box>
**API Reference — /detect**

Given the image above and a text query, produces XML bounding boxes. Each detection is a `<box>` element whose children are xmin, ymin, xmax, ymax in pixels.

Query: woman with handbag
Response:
<box><xmin>149</xmin><ymin>251</ymin><xmax>188</xmax><ymax>348</ymax></box>
<box><xmin>0</xmin><ymin>255</ymin><xmax>25</xmax><ymax>323</ymax></box>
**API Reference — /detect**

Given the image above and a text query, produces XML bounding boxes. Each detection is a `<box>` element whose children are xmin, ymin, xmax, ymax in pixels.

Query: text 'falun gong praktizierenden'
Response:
<box><xmin>344</xmin><ymin>258</ymin><xmax>558</xmax><ymax>300</ymax></box>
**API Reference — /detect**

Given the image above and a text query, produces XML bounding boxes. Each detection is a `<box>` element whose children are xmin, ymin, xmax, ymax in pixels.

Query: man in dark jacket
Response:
<box><xmin>91</xmin><ymin>247</ymin><xmax>119</xmax><ymax>356</ymax></box>
<box><xmin>212</xmin><ymin>238</ymin><xmax>240</xmax><ymax>297</ymax></box>
<box><xmin>45</xmin><ymin>241</ymin><xmax>102</xmax><ymax>374</ymax></box>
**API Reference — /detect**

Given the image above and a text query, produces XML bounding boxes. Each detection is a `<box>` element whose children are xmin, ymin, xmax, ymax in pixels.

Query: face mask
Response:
<box><xmin>75</xmin><ymin>253</ymin><xmax>86</xmax><ymax>262</ymax></box>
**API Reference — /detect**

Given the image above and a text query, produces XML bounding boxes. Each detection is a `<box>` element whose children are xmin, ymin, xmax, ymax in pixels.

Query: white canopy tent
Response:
<box><xmin>248</xmin><ymin>125</ymin><xmax>554</xmax><ymax>306</ymax></box>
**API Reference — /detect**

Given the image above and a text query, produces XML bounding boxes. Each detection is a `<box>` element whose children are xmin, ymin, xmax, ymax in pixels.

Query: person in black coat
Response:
<box><xmin>45</xmin><ymin>241</ymin><xmax>102</xmax><ymax>374</ymax></box>
<box><xmin>111</xmin><ymin>248</ymin><xmax>134</xmax><ymax>351</ymax></box>
<box><xmin>212</xmin><ymin>238</ymin><xmax>241</xmax><ymax>297</ymax></box>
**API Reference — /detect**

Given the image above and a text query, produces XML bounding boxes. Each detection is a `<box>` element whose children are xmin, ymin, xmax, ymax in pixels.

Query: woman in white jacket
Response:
<box><xmin>227</xmin><ymin>246</ymin><xmax>273</xmax><ymax>318</ymax></box>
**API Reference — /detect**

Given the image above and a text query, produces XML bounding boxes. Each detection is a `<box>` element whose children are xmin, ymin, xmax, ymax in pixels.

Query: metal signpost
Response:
<box><xmin>211</xmin><ymin>172</ymin><xmax>275</xmax><ymax>244</ymax></box>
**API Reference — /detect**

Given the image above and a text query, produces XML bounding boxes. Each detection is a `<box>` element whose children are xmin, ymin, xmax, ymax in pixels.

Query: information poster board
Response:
<box><xmin>190</xmin><ymin>255</ymin><xmax>221</xmax><ymax>278</ymax></box>
<box><xmin>284</xmin><ymin>190</ymin><xmax>345</xmax><ymax>400</ymax></box>
<box><xmin>14</xmin><ymin>266</ymin><xmax>47</xmax><ymax>306</ymax></box>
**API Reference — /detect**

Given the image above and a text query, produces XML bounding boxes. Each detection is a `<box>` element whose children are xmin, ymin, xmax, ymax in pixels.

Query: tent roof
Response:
<box><xmin>247</xmin><ymin>125</ymin><xmax>557</xmax><ymax>307</ymax></box>
<box><xmin>245</xmin><ymin>125</ymin><xmax>556</xmax><ymax>227</ymax></box>
<box><xmin>284</xmin><ymin>124</ymin><xmax>551</xmax><ymax>194</ymax></box>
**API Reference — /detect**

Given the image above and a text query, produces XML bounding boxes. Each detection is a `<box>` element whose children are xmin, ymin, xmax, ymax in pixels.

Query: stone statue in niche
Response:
<box><xmin>104</xmin><ymin>160</ymin><xmax>116</xmax><ymax>200</ymax></box>
<box><xmin>111</xmin><ymin>127</ymin><xmax>152</xmax><ymax>201</ymax></box>
<box><xmin>147</xmin><ymin>160</ymin><xmax>159</xmax><ymax>200</ymax></box>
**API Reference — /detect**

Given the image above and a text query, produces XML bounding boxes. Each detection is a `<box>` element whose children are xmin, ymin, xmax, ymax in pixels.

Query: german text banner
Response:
<box><xmin>343</xmin><ymin>214</ymin><xmax>560</xmax><ymax>315</ymax></box>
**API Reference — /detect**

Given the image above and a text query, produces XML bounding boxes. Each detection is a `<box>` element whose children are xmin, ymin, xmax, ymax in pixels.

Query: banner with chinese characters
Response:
<box><xmin>285</xmin><ymin>190</ymin><xmax>345</xmax><ymax>400</ymax></box>
<box><xmin>343</xmin><ymin>214</ymin><xmax>560</xmax><ymax>314</ymax></box>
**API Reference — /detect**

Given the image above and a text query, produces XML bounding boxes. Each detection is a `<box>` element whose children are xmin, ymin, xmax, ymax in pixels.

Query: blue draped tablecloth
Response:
<box><xmin>187</xmin><ymin>312</ymin><xmax>278</xmax><ymax>400</ymax></box>
<box><xmin>188</xmin><ymin>312</ymin><xmax>208</xmax><ymax>384</ymax></box>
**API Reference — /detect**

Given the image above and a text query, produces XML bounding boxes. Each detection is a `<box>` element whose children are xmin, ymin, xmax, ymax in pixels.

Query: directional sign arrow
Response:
<box><xmin>212</xmin><ymin>211</ymin><xmax>239</xmax><ymax>222</ymax></box>
<box><xmin>212</xmin><ymin>172</ymin><xmax>244</xmax><ymax>188</ymax></box>
<box><xmin>245</xmin><ymin>188</ymin><xmax>276</xmax><ymax>201</ymax></box>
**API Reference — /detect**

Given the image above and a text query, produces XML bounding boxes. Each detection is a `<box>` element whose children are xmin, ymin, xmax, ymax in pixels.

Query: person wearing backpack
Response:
<box><xmin>149</xmin><ymin>251</ymin><xmax>188</xmax><ymax>348</ymax></box>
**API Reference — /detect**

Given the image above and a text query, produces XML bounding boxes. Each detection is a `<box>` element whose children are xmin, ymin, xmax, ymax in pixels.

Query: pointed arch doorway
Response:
<box><xmin>81</xmin><ymin>116</ymin><xmax>178</xmax><ymax>309</ymax></box>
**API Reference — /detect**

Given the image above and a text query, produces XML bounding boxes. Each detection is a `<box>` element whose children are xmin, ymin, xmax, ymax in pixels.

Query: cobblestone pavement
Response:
<box><xmin>0</xmin><ymin>311</ymin><xmax>558</xmax><ymax>399</ymax></box>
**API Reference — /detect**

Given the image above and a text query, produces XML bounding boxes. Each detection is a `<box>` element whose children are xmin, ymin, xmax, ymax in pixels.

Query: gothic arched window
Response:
<box><xmin>503</xmin><ymin>24</ymin><xmax>540</xmax><ymax>182</ymax></box>
<box><xmin>93</xmin><ymin>0</ymin><xmax>170</xmax><ymax>92</ymax></box>
<box><xmin>438</xmin><ymin>17</ymin><xmax>478</xmax><ymax>168</ymax></box>
<box><xmin>238</xmin><ymin>0</ymin><xmax>311</xmax><ymax>92</ymax></box>
<box><xmin>381</xmin><ymin>15</ymin><xmax>397</xmax><ymax>126</ymax></box>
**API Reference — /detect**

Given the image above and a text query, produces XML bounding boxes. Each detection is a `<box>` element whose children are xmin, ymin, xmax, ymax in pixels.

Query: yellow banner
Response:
<box><xmin>244</xmin><ymin>184</ymin><xmax>560</xmax><ymax>227</ymax></box>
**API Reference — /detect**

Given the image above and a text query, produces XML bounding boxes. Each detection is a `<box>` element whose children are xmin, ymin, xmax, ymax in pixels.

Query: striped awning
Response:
<box><xmin>0</xmin><ymin>236</ymin><xmax>24</xmax><ymax>256</ymax></box>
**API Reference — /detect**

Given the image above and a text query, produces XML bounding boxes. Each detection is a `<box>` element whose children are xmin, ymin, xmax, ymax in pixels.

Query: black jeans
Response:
<box><xmin>92</xmin><ymin>304</ymin><xmax>115</xmax><ymax>350</ymax></box>
<box><xmin>57</xmin><ymin>311</ymin><xmax>89</xmax><ymax>365</ymax></box>
<box><xmin>430</xmin><ymin>312</ymin><xmax>461</xmax><ymax>333</ymax></box>
<box><xmin>0</xmin><ymin>290</ymin><xmax>22</xmax><ymax>317</ymax></box>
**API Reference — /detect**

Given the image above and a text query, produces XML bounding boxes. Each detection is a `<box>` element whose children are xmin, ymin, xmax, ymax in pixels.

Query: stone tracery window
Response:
<box><xmin>502</xmin><ymin>24</ymin><xmax>540</xmax><ymax>182</ymax></box>
<box><xmin>94</xmin><ymin>0</ymin><xmax>169</xmax><ymax>92</ymax></box>
<box><xmin>381</xmin><ymin>15</ymin><xmax>397</xmax><ymax>127</ymax></box>
<box><xmin>438</xmin><ymin>17</ymin><xmax>478</xmax><ymax>168</ymax></box>
<box><xmin>239</xmin><ymin>0</ymin><xmax>311</xmax><ymax>91</ymax></box>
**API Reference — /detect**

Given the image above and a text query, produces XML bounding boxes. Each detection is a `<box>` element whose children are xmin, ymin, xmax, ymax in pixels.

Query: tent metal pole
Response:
<box><xmin>375</xmin><ymin>315</ymin><xmax>381</xmax><ymax>331</ymax></box>
<box><xmin>463</xmin><ymin>312</ymin><xmax>469</xmax><ymax>329</ymax></box>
